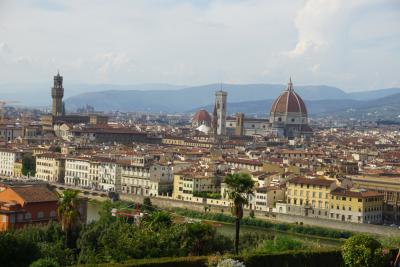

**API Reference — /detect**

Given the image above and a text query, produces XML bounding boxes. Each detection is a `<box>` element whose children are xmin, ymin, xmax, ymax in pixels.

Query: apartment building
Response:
<box><xmin>330</xmin><ymin>188</ymin><xmax>383</xmax><ymax>224</ymax></box>
<box><xmin>173</xmin><ymin>171</ymin><xmax>222</xmax><ymax>201</ymax></box>
<box><xmin>0</xmin><ymin>184</ymin><xmax>58</xmax><ymax>231</ymax></box>
<box><xmin>225</xmin><ymin>158</ymin><xmax>263</xmax><ymax>172</ymax></box>
<box><xmin>35</xmin><ymin>153</ymin><xmax>65</xmax><ymax>183</ymax></box>
<box><xmin>120</xmin><ymin>155</ymin><xmax>173</xmax><ymax>197</ymax></box>
<box><xmin>148</xmin><ymin>163</ymin><xmax>173</xmax><ymax>196</ymax></box>
<box><xmin>120</xmin><ymin>156</ymin><xmax>151</xmax><ymax>196</ymax></box>
<box><xmin>65</xmin><ymin>157</ymin><xmax>91</xmax><ymax>188</ymax></box>
<box><xmin>0</xmin><ymin>149</ymin><xmax>23</xmax><ymax>177</ymax></box>
<box><xmin>253</xmin><ymin>186</ymin><xmax>285</xmax><ymax>212</ymax></box>
<box><xmin>97</xmin><ymin>158</ymin><xmax>121</xmax><ymax>192</ymax></box>
<box><xmin>285</xmin><ymin>177</ymin><xmax>336</xmax><ymax>218</ymax></box>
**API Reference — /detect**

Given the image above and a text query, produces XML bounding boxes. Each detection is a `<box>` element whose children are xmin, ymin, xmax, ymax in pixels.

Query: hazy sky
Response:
<box><xmin>0</xmin><ymin>0</ymin><xmax>399</xmax><ymax>91</ymax></box>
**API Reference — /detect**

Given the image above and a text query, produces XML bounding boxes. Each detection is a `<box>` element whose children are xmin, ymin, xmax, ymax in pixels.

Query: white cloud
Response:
<box><xmin>0</xmin><ymin>0</ymin><xmax>398</xmax><ymax>90</ymax></box>
<box><xmin>0</xmin><ymin>42</ymin><xmax>11</xmax><ymax>54</ymax></box>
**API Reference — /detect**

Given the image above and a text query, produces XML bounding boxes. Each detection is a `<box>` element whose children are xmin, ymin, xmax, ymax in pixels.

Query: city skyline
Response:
<box><xmin>0</xmin><ymin>0</ymin><xmax>399</xmax><ymax>91</ymax></box>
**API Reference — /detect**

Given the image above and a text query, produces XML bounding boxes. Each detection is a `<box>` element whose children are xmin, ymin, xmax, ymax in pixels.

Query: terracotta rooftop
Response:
<box><xmin>288</xmin><ymin>176</ymin><xmax>335</xmax><ymax>187</ymax></box>
<box><xmin>11</xmin><ymin>185</ymin><xmax>58</xmax><ymax>203</ymax></box>
<box><xmin>331</xmin><ymin>187</ymin><xmax>383</xmax><ymax>198</ymax></box>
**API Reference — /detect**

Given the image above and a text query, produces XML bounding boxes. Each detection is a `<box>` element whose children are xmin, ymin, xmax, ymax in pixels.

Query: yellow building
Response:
<box><xmin>13</xmin><ymin>161</ymin><xmax>23</xmax><ymax>177</ymax></box>
<box><xmin>330</xmin><ymin>188</ymin><xmax>383</xmax><ymax>224</ymax></box>
<box><xmin>285</xmin><ymin>177</ymin><xmax>335</xmax><ymax>218</ymax></box>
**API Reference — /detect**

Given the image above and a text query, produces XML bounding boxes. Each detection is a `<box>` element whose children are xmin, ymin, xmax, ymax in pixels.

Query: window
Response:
<box><xmin>25</xmin><ymin>213</ymin><xmax>32</xmax><ymax>220</ymax></box>
<box><xmin>37</xmin><ymin>212</ymin><xmax>44</xmax><ymax>219</ymax></box>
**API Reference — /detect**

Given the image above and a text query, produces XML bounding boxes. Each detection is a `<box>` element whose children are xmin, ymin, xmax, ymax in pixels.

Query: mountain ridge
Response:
<box><xmin>64</xmin><ymin>83</ymin><xmax>400</xmax><ymax>113</ymax></box>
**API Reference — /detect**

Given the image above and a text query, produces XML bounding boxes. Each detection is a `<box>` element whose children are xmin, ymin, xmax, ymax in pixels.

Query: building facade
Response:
<box><xmin>330</xmin><ymin>188</ymin><xmax>383</xmax><ymax>224</ymax></box>
<box><xmin>285</xmin><ymin>177</ymin><xmax>335</xmax><ymax>218</ymax></box>
<box><xmin>35</xmin><ymin>153</ymin><xmax>65</xmax><ymax>183</ymax></box>
<box><xmin>0</xmin><ymin>185</ymin><xmax>58</xmax><ymax>231</ymax></box>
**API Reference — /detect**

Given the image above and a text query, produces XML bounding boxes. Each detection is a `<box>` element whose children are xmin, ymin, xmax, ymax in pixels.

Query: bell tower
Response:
<box><xmin>214</xmin><ymin>90</ymin><xmax>227</xmax><ymax>136</ymax></box>
<box><xmin>51</xmin><ymin>71</ymin><xmax>64</xmax><ymax>116</ymax></box>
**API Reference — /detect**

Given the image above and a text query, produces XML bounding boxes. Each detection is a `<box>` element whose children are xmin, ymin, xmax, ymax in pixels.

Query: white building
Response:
<box><xmin>65</xmin><ymin>157</ymin><xmax>91</xmax><ymax>188</ymax></box>
<box><xmin>97</xmin><ymin>158</ymin><xmax>120</xmax><ymax>192</ymax></box>
<box><xmin>120</xmin><ymin>155</ymin><xmax>173</xmax><ymax>197</ymax></box>
<box><xmin>0</xmin><ymin>149</ymin><xmax>22</xmax><ymax>177</ymax></box>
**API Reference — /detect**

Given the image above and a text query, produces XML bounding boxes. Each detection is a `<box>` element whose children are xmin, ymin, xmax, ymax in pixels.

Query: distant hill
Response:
<box><xmin>0</xmin><ymin>82</ymin><xmax>185</xmax><ymax>107</ymax></box>
<box><xmin>65</xmin><ymin>83</ymin><xmax>348</xmax><ymax>112</ymax></box>
<box><xmin>347</xmin><ymin>88</ymin><xmax>400</xmax><ymax>101</ymax></box>
<box><xmin>1</xmin><ymin>80</ymin><xmax>399</xmax><ymax>116</ymax></box>
<box><xmin>331</xmin><ymin>93</ymin><xmax>400</xmax><ymax>120</ymax></box>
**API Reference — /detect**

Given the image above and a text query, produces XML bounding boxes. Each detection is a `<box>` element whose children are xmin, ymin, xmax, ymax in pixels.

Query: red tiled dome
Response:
<box><xmin>270</xmin><ymin>79</ymin><xmax>307</xmax><ymax>115</ymax></box>
<box><xmin>192</xmin><ymin>109</ymin><xmax>212</xmax><ymax>123</ymax></box>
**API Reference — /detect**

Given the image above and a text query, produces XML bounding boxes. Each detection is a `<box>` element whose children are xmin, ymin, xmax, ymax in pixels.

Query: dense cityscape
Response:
<box><xmin>0</xmin><ymin>72</ymin><xmax>399</xmax><ymax>266</ymax></box>
<box><xmin>1</xmin><ymin>1</ymin><xmax>400</xmax><ymax>267</ymax></box>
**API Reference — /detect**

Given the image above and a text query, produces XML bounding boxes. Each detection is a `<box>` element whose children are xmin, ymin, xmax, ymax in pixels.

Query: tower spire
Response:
<box><xmin>287</xmin><ymin>77</ymin><xmax>294</xmax><ymax>91</ymax></box>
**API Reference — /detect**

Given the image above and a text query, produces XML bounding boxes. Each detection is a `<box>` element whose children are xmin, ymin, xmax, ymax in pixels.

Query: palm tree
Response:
<box><xmin>57</xmin><ymin>189</ymin><xmax>81</xmax><ymax>248</ymax></box>
<box><xmin>225</xmin><ymin>172</ymin><xmax>255</xmax><ymax>255</ymax></box>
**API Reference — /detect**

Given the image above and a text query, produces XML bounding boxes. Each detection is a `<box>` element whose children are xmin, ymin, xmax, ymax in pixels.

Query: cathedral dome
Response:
<box><xmin>192</xmin><ymin>109</ymin><xmax>212</xmax><ymax>127</ymax></box>
<box><xmin>270</xmin><ymin>78</ymin><xmax>307</xmax><ymax>116</ymax></box>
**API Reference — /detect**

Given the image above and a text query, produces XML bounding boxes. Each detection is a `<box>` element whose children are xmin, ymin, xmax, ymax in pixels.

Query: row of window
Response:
<box><xmin>289</xmin><ymin>190</ymin><xmax>329</xmax><ymax>199</ymax></box>
<box><xmin>3</xmin><ymin>210</ymin><xmax>56</xmax><ymax>223</ymax></box>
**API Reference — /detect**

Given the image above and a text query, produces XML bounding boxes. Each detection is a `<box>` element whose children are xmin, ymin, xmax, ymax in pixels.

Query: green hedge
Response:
<box><xmin>174</xmin><ymin>208</ymin><xmax>352</xmax><ymax>239</ymax></box>
<box><xmin>90</xmin><ymin>250</ymin><xmax>343</xmax><ymax>267</ymax></box>
<box><xmin>239</xmin><ymin>249</ymin><xmax>344</xmax><ymax>267</ymax></box>
<box><xmin>92</xmin><ymin>256</ymin><xmax>208</xmax><ymax>267</ymax></box>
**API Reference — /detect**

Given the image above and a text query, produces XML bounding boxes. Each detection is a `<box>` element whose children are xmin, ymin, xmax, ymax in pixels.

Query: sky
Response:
<box><xmin>0</xmin><ymin>0</ymin><xmax>399</xmax><ymax>91</ymax></box>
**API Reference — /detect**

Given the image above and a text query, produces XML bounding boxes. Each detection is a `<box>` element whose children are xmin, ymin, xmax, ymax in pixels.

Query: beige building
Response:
<box><xmin>253</xmin><ymin>186</ymin><xmax>285</xmax><ymax>212</ymax></box>
<box><xmin>35</xmin><ymin>153</ymin><xmax>65</xmax><ymax>183</ymax></box>
<box><xmin>173</xmin><ymin>171</ymin><xmax>221</xmax><ymax>201</ymax></box>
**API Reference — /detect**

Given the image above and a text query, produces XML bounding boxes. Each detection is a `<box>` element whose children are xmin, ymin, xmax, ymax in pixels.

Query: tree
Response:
<box><xmin>342</xmin><ymin>234</ymin><xmax>389</xmax><ymax>267</ymax></box>
<box><xmin>22</xmin><ymin>154</ymin><xmax>36</xmax><ymax>177</ymax></box>
<box><xmin>224</xmin><ymin>172</ymin><xmax>255</xmax><ymax>254</ymax></box>
<box><xmin>142</xmin><ymin>197</ymin><xmax>154</xmax><ymax>212</ymax></box>
<box><xmin>57</xmin><ymin>190</ymin><xmax>81</xmax><ymax>248</ymax></box>
<box><xmin>146</xmin><ymin>211</ymin><xmax>172</xmax><ymax>231</ymax></box>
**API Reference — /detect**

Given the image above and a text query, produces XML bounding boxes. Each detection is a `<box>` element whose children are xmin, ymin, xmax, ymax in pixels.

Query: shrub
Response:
<box><xmin>217</xmin><ymin>258</ymin><xmax>246</xmax><ymax>267</ymax></box>
<box><xmin>30</xmin><ymin>258</ymin><xmax>60</xmax><ymax>267</ymax></box>
<box><xmin>260</xmin><ymin>235</ymin><xmax>304</xmax><ymax>252</ymax></box>
<box><xmin>342</xmin><ymin>234</ymin><xmax>389</xmax><ymax>267</ymax></box>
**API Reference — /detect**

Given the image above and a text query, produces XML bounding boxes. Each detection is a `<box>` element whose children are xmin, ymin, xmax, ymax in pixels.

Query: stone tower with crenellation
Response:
<box><xmin>51</xmin><ymin>72</ymin><xmax>64</xmax><ymax>116</ymax></box>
